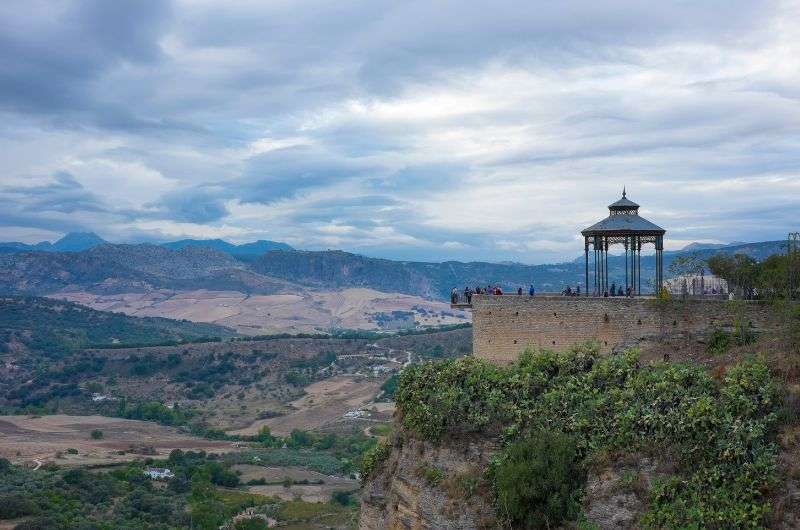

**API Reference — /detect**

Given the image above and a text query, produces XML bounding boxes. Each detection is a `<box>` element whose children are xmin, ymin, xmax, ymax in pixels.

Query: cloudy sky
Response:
<box><xmin>1</xmin><ymin>0</ymin><xmax>798</xmax><ymax>263</ymax></box>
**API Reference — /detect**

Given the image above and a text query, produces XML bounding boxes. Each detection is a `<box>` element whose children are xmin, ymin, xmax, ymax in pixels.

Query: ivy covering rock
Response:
<box><xmin>395</xmin><ymin>342</ymin><xmax>780</xmax><ymax>528</ymax></box>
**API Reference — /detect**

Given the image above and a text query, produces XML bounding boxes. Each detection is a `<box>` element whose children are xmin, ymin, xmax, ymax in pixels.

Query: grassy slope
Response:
<box><xmin>0</xmin><ymin>295</ymin><xmax>236</xmax><ymax>353</ymax></box>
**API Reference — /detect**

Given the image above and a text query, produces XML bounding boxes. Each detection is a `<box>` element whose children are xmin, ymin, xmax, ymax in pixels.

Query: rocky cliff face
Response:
<box><xmin>360</xmin><ymin>432</ymin><xmax>673</xmax><ymax>530</ymax></box>
<box><xmin>360</xmin><ymin>434</ymin><xmax>499</xmax><ymax>530</ymax></box>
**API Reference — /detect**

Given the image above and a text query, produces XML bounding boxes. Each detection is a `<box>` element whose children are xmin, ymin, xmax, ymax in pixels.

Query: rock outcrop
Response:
<box><xmin>360</xmin><ymin>434</ymin><xmax>499</xmax><ymax>530</ymax></box>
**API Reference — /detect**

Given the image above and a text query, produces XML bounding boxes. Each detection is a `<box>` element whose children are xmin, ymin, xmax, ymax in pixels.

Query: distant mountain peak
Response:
<box><xmin>52</xmin><ymin>232</ymin><xmax>106</xmax><ymax>251</ymax></box>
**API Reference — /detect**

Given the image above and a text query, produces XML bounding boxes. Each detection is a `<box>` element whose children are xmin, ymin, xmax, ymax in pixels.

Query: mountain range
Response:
<box><xmin>0</xmin><ymin>236</ymin><xmax>788</xmax><ymax>299</ymax></box>
<box><xmin>0</xmin><ymin>232</ymin><xmax>292</xmax><ymax>255</ymax></box>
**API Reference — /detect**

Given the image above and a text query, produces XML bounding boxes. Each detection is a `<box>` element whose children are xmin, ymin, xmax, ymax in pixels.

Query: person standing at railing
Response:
<box><xmin>451</xmin><ymin>287</ymin><xmax>458</xmax><ymax>304</ymax></box>
<box><xmin>529</xmin><ymin>284</ymin><xmax>535</xmax><ymax>296</ymax></box>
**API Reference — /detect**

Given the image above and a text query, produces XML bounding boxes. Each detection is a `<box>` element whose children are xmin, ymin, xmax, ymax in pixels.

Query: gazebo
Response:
<box><xmin>581</xmin><ymin>189</ymin><xmax>665</xmax><ymax>296</ymax></box>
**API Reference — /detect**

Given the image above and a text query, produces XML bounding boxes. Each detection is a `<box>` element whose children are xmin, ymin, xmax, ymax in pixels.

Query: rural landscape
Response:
<box><xmin>2</xmin><ymin>1</ymin><xmax>800</xmax><ymax>529</ymax></box>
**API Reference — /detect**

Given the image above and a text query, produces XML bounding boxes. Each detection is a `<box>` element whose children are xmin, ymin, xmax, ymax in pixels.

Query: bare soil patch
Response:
<box><xmin>52</xmin><ymin>287</ymin><xmax>468</xmax><ymax>335</ymax></box>
<box><xmin>0</xmin><ymin>414</ymin><xmax>234</xmax><ymax>467</ymax></box>
<box><xmin>233</xmin><ymin>464</ymin><xmax>357</xmax><ymax>502</ymax></box>
<box><xmin>229</xmin><ymin>376</ymin><xmax>381</xmax><ymax>437</ymax></box>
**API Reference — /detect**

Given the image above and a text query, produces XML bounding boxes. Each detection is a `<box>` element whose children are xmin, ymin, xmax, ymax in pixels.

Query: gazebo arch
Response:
<box><xmin>581</xmin><ymin>189</ymin><xmax>665</xmax><ymax>296</ymax></box>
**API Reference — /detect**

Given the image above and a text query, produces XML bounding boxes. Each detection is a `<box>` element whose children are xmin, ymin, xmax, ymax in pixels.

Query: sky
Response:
<box><xmin>1</xmin><ymin>0</ymin><xmax>799</xmax><ymax>264</ymax></box>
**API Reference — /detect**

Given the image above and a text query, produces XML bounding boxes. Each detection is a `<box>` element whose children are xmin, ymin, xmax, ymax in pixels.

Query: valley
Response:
<box><xmin>0</xmin><ymin>296</ymin><xmax>470</xmax><ymax>528</ymax></box>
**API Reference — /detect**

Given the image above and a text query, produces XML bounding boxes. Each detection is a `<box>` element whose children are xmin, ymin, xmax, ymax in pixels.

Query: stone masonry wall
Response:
<box><xmin>472</xmin><ymin>295</ymin><xmax>784</xmax><ymax>364</ymax></box>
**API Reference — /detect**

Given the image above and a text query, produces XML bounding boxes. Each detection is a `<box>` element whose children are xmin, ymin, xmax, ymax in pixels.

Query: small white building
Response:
<box><xmin>144</xmin><ymin>467</ymin><xmax>174</xmax><ymax>480</ymax></box>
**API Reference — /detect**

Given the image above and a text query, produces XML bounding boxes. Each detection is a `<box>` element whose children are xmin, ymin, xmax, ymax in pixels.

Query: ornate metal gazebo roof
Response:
<box><xmin>581</xmin><ymin>188</ymin><xmax>665</xmax><ymax>237</ymax></box>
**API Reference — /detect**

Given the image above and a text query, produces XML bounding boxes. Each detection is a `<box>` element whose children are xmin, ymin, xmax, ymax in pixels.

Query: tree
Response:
<box><xmin>0</xmin><ymin>493</ymin><xmax>38</xmax><ymax>519</ymax></box>
<box><xmin>255</xmin><ymin>426</ymin><xmax>277</xmax><ymax>447</ymax></box>
<box><xmin>668</xmin><ymin>253</ymin><xmax>705</xmax><ymax>278</ymax></box>
<box><xmin>708</xmin><ymin>254</ymin><xmax>759</xmax><ymax>298</ymax></box>
<box><xmin>492</xmin><ymin>431</ymin><xmax>583</xmax><ymax>529</ymax></box>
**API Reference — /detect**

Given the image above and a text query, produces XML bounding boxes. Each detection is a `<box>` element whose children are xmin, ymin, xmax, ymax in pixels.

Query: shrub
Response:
<box><xmin>330</xmin><ymin>490</ymin><xmax>357</xmax><ymax>507</ymax></box>
<box><xmin>360</xmin><ymin>440</ymin><xmax>391</xmax><ymax>480</ymax></box>
<box><xmin>706</xmin><ymin>328</ymin><xmax>731</xmax><ymax>354</ymax></box>
<box><xmin>90</xmin><ymin>429</ymin><xmax>104</xmax><ymax>440</ymax></box>
<box><xmin>0</xmin><ymin>493</ymin><xmax>38</xmax><ymax>519</ymax></box>
<box><xmin>235</xmin><ymin>519</ymin><xmax>269</xmax><ymax>530</ymax></box>
<box><xmin>491</xmin><ymin>431</ymin><xmax>583</xmax><ymax>530</ymax></box>
<box><xmin>416</xmin><ymin>464</ymin><xmax>444</xmax><ymax>487</ymax></box>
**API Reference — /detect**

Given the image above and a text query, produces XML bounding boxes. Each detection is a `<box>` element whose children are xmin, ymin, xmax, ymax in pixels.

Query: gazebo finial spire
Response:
<box><xmin>622</xmin><ymin>186</ymin><xmax>626</xmax><ymax>198</ymax></box>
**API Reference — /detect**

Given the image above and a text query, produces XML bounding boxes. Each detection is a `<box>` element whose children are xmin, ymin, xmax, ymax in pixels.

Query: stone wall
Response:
<box><xmin>471</xmin><ymin>295</ymin><xmax>784</xmax><ymax>364</ymax></box>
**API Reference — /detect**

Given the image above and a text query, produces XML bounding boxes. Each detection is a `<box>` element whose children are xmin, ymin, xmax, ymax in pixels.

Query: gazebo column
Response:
<box><xmin>584</xmin><ymin>239</ymin><xmax>589</xmax><ymax>297</ymax></box>
<box><xmin>632</xmin><ymin>237</ymin><xmax>635</xmax><ymax>292</ymax></box>
<box><xmin>637</xmin><ymin>238</ymin><xmax>642</xmax><ymax>295</ymax></box>
<box><xmin>625</xmin><ymin>237</ymin><xmax>629</xmax><ymax>291</ymax></box>
<box><xmin>656</xmin><ymin>235</ymin><xmax>664</xmax><ymax>293</ymax></box>
<box><xmin>604</xmin><ymin>237</ymin><xmax>609</xmax><ymax>295</ymax></box>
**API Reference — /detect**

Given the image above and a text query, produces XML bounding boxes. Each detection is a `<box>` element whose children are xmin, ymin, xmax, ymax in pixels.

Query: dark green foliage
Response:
<box><xmin>235</xmin><ymin>519</ymin><xmax>269</xmax><ymax>530</ymax></box>
<box><xmin>330</xmin><ymin>490</ymin><xmax>358</xmax><ymax>507</ymax></box>
<box><xmin>397</xmin><ymin>345</ymin><xmax>780</xmax><ymax>528</ymax></box>
<box><xmin>416</xmin><ymin>464</ymin><xmax>444</xmax><ymax>487</ymax></box>
<box><xmin>90</xmin><ymin>429</ymin><xmax>103</xmax><ymax>439</ymax></box>
<box><xmin>379</xmin><ymin>374</ymin><xmax>399</xmax><ymax>399</ymax></box>
<box><xmin>12</xmin><ymin>517</ymin><xmax>57</xmax><ymax>529</ymax></box>
<box><xmin>361</xmin><ymin>440</ymin><xmax>391</xmax><ymax>479</ymax></box>
<box><xmin>116</xmin><ymin>400</ymin><xmax>188</xmax><ymax>426</ymax></box>
<box><xmin>0</xmin><ymin>492</ymin><xmax>38</xmax><ymax>518</ymax></box>
<box><xmin>708</xmin><ymin>252</ymin><xmax>799</xmax><ymax>299</ymax></box>
<box><xmin>491</xmin><ymin>431</ymin><xmax>582</xmax><ymax>529</ymax></box>
<box><xmin>706</xmin><ymin>328</ymin><xmax>731</xmax><ymax>354</ymax></box>
<box><xmin>284</xmin><ymin>371</ymin><xmax>310</xmax><ymax>386</ymax></box>
<box><xmin>291</xmin><ymin>350</ymin><xmax>336</xmax><ymax>369</ymax></box>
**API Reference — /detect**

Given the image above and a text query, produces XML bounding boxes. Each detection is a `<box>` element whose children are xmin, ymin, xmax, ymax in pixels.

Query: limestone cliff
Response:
<box><xmin>360</xmin><ymin>434</ymin><xmax>499</xmax><ymax>530</ymax></box>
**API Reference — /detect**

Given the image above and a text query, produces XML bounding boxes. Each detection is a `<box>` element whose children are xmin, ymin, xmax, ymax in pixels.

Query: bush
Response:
<box><xmin>706</xmin><ymin>328</ymin><xmax>731</xmax><ymax>355</ymax></box>
<box><xmin>491</xmin><ymin>431</ymin><xmax>582</xmax><ymax>529</ymax></box>
<box><xmin>360</xmin><ymin>440</ymin><xmax>391</xmax><ymax>480</ymax></box>
<box><xmin>0</xmin><ymin>493</ymin><xmax>38</xmax><ymax>519</ymax></box>
<box><xmin>416</xmin><ymin>464</ymin><xmax>444</xmax><ymax>487</ymax></box>
<box><xmin>330</xmin><ymin>490</ymin><xmax>357</xmax><ymax>507</ymax></box>
<box><xmin>90</xmin><ymin>429</ymin><xmax>104</xmax><ymax>440</ymax></box>
<box><xmin>235</xmin><ymin>519</ymin><xmax>269</xmax><ymax>530</ymax></box>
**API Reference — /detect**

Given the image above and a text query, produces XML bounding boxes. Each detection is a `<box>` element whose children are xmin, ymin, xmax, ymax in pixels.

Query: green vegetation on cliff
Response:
<box><xmin>396</xmin><ymin>344</ymin><xmax>780</xmax><ymax>528</ymax></box>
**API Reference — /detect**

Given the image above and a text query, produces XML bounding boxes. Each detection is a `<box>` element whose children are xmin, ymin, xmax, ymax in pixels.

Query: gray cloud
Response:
<box><xmin>0</xmin><ymin>0</ymin><xmax>171</xmax><ymax>125</ymax></box>
<box><xmin>150</xmin><ymin>188</ymin><xmax>229</xmax><ymax>223</ymax></box>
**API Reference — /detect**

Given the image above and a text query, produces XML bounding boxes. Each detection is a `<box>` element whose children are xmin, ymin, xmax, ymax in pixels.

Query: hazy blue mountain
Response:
<box><xmin>0</xmin><ymin>232</ymin><xmax>106</xmax><ymax>253</ymax></box>
<box><xmin>161</xmin><ymin>238</ymin><xmax>293</xmax><ymax>256</ymax></box>
<box><xmin>51</xmin><ymin>231</ymin><xmax>106</xmax><ymax>251</ymax></box>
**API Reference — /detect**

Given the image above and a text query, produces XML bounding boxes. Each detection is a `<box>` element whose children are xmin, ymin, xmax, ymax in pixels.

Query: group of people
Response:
<box><xmin>598</xmin><ymin>282</ymin><xmax>633</xmax><ymax>297</ymax></box>
<box><xmin>451</xmin><ymin>284</ymin><xmax>537</xmax><ymax>304</ymax></box>
<box><xmin>451</xmin><ymin>285</ymin><xmax>502</xmax><ymax>304</ymax></box>
<box><xmin>561</xmin><ymin>286</ymin><xmax>581</xmax><ymax>296</ymax></box>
